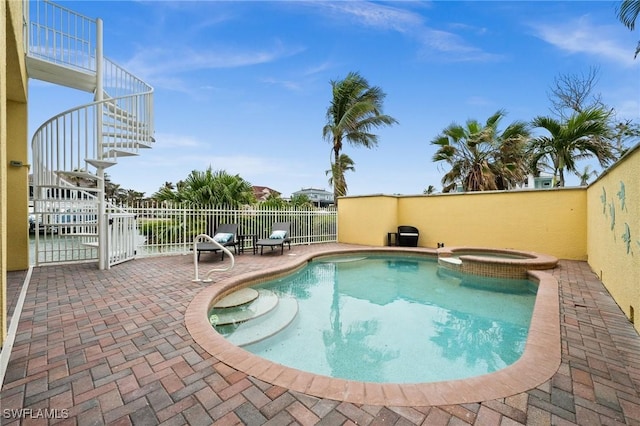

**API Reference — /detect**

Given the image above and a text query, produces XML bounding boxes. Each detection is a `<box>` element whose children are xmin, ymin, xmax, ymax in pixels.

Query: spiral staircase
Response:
<box><xmin>26</xmin><ymin>1</ymin><xmax>155</xmax><ymax>269</ymax></box>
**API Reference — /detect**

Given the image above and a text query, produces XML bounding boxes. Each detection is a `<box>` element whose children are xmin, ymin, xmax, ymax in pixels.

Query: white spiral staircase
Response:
<box><xmin>26</xmin><ymin>1</ymin><xmax>154</xmax><ymax>269</ymax></box>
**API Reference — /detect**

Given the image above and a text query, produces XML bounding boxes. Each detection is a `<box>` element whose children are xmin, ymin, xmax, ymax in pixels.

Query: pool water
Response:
<box><xmin>214</xmin><ymin>255</ymin><xmax>537</xmax><ymax>384</ymax></box>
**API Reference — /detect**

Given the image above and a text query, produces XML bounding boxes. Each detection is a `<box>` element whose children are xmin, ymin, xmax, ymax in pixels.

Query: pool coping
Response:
<box><xmin>185</xmin><ymin>246</ymin><xmax>561</xmax><ymax>406</ymax></box>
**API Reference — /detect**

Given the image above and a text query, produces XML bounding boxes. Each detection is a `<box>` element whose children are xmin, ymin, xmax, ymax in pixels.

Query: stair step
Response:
<box><xmin>104</xmin><ymin>149</ymin><xmax>138</xmax><ymax>158</ymax></box>
<box><xmin>212</xmin><ymin>289</ymin><xmax>279</xmax><ymax>326</ymax></box>
<box><xmin>222</xmin><ymin>297</ymin><xmax>298</xmax><ymax>347</ymax></box>
<box><xmin>102</xmin><ymin>131</ymin><xmax>148</xmax><ymax>139</ymax></box>
<box><xmin>103</xmin><ymin>119</ymin><xmax>149</xmax><ymax>129</ymax></box>
<box><xmin>85</xmin><ymin>159</ymin><xmax>117</xmax><ymax>169</ymax></box>
<box><xmin>102</xmin><ymin>141</ymin><xmax>153</xmax><ymax>149</ymax></box>
<box><xmin>214</xmin><ymin>288</ymin><xmax>259</xmax><ymax>308</ymax></box>
<box><xmin>103</xmin><ymin>99</ymin><xmax>137</xmax><ymax>120</ymax></box>
<box><xmin>56</xmin><ymin>170</ymin><xmax>102</xmax><ymax>180</ymax></box>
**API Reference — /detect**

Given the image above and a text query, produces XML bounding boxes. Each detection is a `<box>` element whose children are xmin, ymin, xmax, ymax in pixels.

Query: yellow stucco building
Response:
<box><xmin>1</xmin><ymin>0</ymin><xmax>30</xmax><ymax>348</ymax></box>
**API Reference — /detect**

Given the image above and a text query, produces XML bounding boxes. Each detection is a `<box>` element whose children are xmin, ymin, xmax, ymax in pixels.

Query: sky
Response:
<box><xmin>27</xmin><ymin>1</ymin><xmax>640</xmax><ymax>199</ymax></box>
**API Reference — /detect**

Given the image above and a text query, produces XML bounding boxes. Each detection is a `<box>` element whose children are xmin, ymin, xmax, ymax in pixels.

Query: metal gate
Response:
<box><xmin>107</xmin><ymin>213</ymin><xmax>137</xmax><ymax>267</ymax></box>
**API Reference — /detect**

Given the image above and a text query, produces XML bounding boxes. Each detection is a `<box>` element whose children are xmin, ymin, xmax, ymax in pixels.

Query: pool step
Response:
<box><xmin>214</xmin><ymin>288</ymin><xmax>259</xmax><ymax>308</ymax></box>
<box><xmin>226</xmin><ymin>297</ymin><xmax>298</xmax><ymax>347</ymax></box>
<box><xmin>212</xmin><ymin>289</ymin><xmax>279</xmax><ymax>325</ymax></box>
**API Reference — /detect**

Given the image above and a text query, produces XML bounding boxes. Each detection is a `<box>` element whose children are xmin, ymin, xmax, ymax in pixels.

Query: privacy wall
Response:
<box><xmin>338</xmin><ymin>187</ymin><xmax>587</xmax><ymax>260</ymax></box>
<box><xmin>587</xmin><ymin>144</ymin><xmax>640</xmax><ymax>327</ymax></box>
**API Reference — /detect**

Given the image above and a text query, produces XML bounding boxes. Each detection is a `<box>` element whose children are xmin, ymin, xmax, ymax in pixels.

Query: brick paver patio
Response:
<box><xmin>2</xmin><ymin>243</ymin><xmax>640</xmax><ymax>425</ymax></box>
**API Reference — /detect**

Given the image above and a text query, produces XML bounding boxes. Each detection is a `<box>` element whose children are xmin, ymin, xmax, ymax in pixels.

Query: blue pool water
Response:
<box><xmin>214</xmin><ymin>255</ymin><xmax>537</xmax><ymax>384</ymax></box>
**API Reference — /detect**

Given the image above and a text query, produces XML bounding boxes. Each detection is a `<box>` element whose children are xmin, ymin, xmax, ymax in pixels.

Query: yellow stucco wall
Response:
<box><xmin>338</xmin><ymin>195</ymin><xmax>398</xmax><ymax>246</ymax></box>
<box><xmin>6</xmin><ymin>100</ymin><xmax>29</xmax><ymax>271</ymax></box>
<box><xmin>339</xmin><ymin>189</ymin><xmax>587</xmax><ymax>260</ymax></box>
<box><xmin>587</xmin><ymin>145</ymin><xmax>640</xmax><ymax>328</ymax></box>
<box><xmin>398</xmin><ymin>189</ymin><xmax>587</xmax><ymax>260</ymax></box>
<box><xmin>2</xmin><ymin>0</ymin><xmax>29</xmax><ymax>347</ymax></box>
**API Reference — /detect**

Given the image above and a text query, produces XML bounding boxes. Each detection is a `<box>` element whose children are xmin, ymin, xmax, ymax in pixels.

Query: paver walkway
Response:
<box><xmin>2</xmin><ymin>243</ymin><xmax>640</xmax><ymax>425</ymax></box>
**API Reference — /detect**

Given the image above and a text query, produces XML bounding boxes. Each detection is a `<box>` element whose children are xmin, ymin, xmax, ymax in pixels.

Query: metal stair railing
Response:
<box><xmin>29</xmin><ymin>0</ymin><xmax>154</xmax><ymax>268</ymax></box>
<box><xmin>27</xmin><ymin>0</ymin><xmax>96</xmax><ymax>73</ymax></box>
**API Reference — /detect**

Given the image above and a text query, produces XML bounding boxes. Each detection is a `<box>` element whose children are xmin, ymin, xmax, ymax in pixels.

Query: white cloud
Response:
<box><xmin>153</xmin><ymin>133</ymin><xmax>202</xmax><ymax>148</ymax></box>
<box><xmin>531</xmin><ymin>16</ymin><xmax>638</xmax><ymax>67</ymax></box>
<box><xmin>123</xmin><ymin>42</ymin><xmax>305</xmax><ymax>92</ymax></box>
<box><xmin>260</xmin><ymin>77</ymin><xmax>303</xmax><ymax>92</ymax></box>
<box><xmin>307</xmin><ymin>1</ymin><xmax>500</xmax><ymax>62</ymax></box>
<box><xmin>318</xmin><ymin>1</ymin><xmax>424</xmax><ymax>33</ymax></box>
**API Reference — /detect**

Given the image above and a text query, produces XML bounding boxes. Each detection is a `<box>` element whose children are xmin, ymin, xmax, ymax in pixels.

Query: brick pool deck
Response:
<box><xmin>2</xmin><ymin>243</ymin><xmax>640</xmax><ymax>425</ymax></box>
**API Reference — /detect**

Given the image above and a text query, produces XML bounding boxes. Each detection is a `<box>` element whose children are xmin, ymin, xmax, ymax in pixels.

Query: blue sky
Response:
<box><xmin>28</xmin><ymin>1</ymin><xmax>639</xmax><ymax>198</ymax></box>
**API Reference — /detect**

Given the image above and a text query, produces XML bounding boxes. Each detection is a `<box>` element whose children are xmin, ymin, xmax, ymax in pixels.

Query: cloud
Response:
<box><xmin>531</xmin><ymin>16</ymin><xmax>637</xmax><ymax>67</ymax></box>
<box><xmin>153</xmin><ymin>133</ymin><xmax>202</xmax><ymax>148</ymax></box>
<box><xmin>303</xmin><ymin>61</ymin><xmax>335</xmax><ymax>77</ymax></box>
<box><xmin>260</xmin><ymin>77</ymin><xmax>303</xmax><ymax>92</ymax></box>
<box><xmin>316</xmin><ymin>1</ymin><xmax>424</xmax><ymax>34</ymax></box>
<box><xmin>309</xmin><ymin>1</ymin><xmax>501</xmax><ymax>63</ymax></box>
<box><xmin>122</xmin><ymin>40</ymin><xmax>305</xmax><ymax>95</ymax></box>
<box><xmin>126</xmin><ymin>42</ymin><xmax>303</xmax><ymax>78</ymax></box>
<box><xmin>415</xmin><ymin>29</ymin><xmax>504</xmax><ymax>62</ymax></box>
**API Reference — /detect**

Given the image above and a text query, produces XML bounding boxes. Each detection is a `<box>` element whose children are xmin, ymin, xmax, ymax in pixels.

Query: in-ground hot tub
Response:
<box><xmin>437</xmin><ymin>246</ymin><xmax>558</xmax><ymax>279</ymax></box>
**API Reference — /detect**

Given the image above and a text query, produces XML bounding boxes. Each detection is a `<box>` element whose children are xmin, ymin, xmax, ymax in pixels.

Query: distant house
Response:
<box><xmin>252</xmin><ymin>186</ymin><xmax>280</xmax><ymax>202</ymax></box>
<box><xmin>518</xmin><ymin>174</ymin><xmax>555</xmax><ymax>190</ymax></box>
<box><xmin>531</xmin><ymin>176</ymin><xmax>554</xmax><ymax>189</ymax></box>
<box><xmin>453</xmin><ymin>174</ymin><xmax>556</xmax><ymax>193</ymax></box>
<box><xmin>292</xmin><ymin>188</ymin><xmax>334</xmax><ymax>207</ymax></box>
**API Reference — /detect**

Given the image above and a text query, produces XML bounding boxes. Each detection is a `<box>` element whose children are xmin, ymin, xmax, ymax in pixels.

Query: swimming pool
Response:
<box><xmin>211</xmin><ymin>255</ymin><xmax>537</xmax><ymax>383</ymax></box>
<box><xmin>185</xmin><ymin>246</ymin><xmax>561</xmax><ymax>406</ymax></box>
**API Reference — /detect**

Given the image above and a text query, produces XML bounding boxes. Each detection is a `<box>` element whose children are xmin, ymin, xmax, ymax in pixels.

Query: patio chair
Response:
<box><xmin>397</xmin><ymin>225</ymin><xmax>419</xmax><ymax>247</ymax></box>
<box><xmin>255</xmin><ymin>222</ymin><xmax>291</xmax><ymax>255</ymax></box>
<box><xmin>196</xmin><ymin>223</ymin><xmax>238</xmax><ymax>261</ymax></box>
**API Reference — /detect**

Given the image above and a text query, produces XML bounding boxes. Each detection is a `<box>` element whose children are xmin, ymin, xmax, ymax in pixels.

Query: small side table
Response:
<box><xmin>238</xmin><ymin>234</ymin><xmax>257</xmax><ymax>254</ymax></box>
<box><xmin>387</xmin><ymin>232</ymin><xmax>398</xmax><ymax>246</ymax></box>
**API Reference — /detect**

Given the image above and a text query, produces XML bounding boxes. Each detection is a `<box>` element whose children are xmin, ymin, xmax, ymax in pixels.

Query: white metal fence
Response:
<box><xmin>125</xmin><ymin>203</ymin><xmax>337</xmax><ymax>258</ymax></box>
<box><xmin>30</xmin><ymin>203</ymin><xmax>337</xmax><ymax>265</ymax></box>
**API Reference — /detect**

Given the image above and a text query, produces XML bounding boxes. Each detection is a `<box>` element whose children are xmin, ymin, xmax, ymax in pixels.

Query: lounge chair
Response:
<box><xmin>196</xmin><ymin>223</ymin><xmax>238</xmax><ymax>261</ymax></box>
<box><xmin>255</xmin><ymin>222</ymin><xmax>291</xmax><ymax>255</ymax></box>
<box><xmin>397</xmin><ymin>225</ymin><xmax>419</xmax><ymax>247</ymax></box>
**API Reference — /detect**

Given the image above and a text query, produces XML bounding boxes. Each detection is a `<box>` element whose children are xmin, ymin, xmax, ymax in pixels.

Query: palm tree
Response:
<box><xmin>102</xmin><ymin>173</ymin><xmax>128</xmax><ymax>203</ymax></box>
<box><xmin>124</xmin><ymin>189</ymin><xmax>145</xmax><ymax>205</ymax></box>
<box><xmin>289</xmin><ymin>193</ymin><xmax>314</xmax><ymax>208</ymax></box>
<box><xmin>576</xmin><ymin>165</ymin><xmax>598</xmax><ymax>186</ymax></box>
<box><xmin>492</xmin><ymin>119</ymin><xmax>532</xmax><ymax>190</ymax></box>
<box><xmin>323</xmin><ymin>72</ymin><xmax>397</xmax><ymax>201</ymax></box>
<box><xmin>423</xmin><ymin>185</ymin><xmax>437</xmax><ymax>195</ymax></box>
<box><xmin>325</xmin><ymin>153</ymin><xmax>355</xmax><ymax>198</ymax></box>
<box><xmin>528</xmin><ymin>108</ymin><xmax>615</xmax><ymax>187</ymax></box>
<box><xmin>431</xmin><ymin>110</ymin><xmax>531</xmax><ymax>192</ymax></box>
<box><xmin>617</xmin><ymin>0</ymin><xmax>640</xmax><ymax>58</ymax></box>
<box><xmin>262</xmin><ymin>193</ymin><xmax>287</xmax><ymax>209</ymax></box>
<box><xmin>152</xmin><ymin>167</ymin><xmax>255</xmax><ymax>206</ymax></box>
